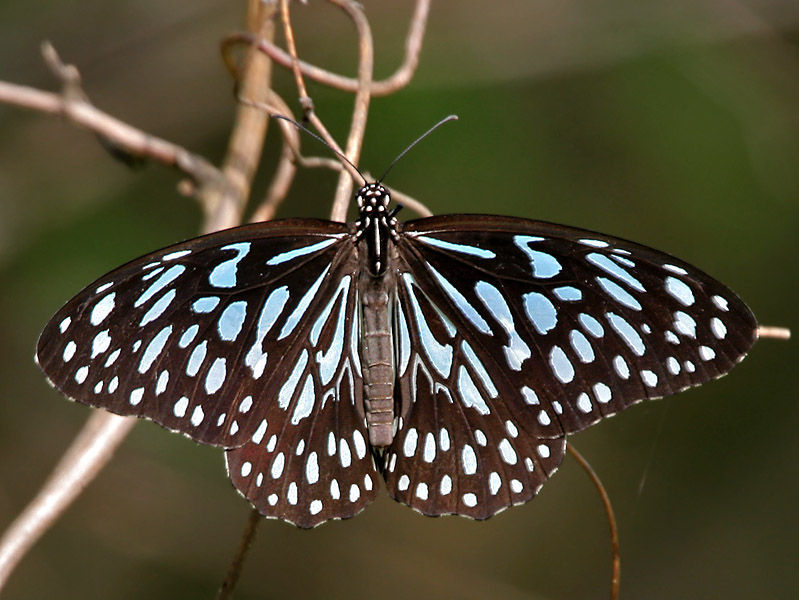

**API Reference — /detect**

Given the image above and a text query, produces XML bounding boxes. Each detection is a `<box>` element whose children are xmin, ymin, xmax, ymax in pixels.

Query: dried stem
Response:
<box><xmin>205</xmin><ymin>1</ymin><xmax>278</xmax><ymax>233</ymax></box>
<box><xmin>0</xmin><ymin>6</ymin><xmax>278</xmax><ymax>589</ymax></box>
<box><xmin>221</xmin><ymin>0</ymin><xmax>430</xmax><ymax>96</ymax></box>
<box><xmin>216</xmin><ymin>508</ymin><xmax>261</xmax><ymax>600</ymax></box>
<box><xmin>757</xmin><ymin>325</ymin><xmax>791</xmax><ymax>339</ymax></box>
<box><xmin>0</xmin><ymin>44</ymin><xmax>226</xmax><ymax>197</ymax></box>
<box><xmin>279</xmin><ymin>0</ymin><xmax>313</xmax><ymax>116</ymax></box>
<box><xmin>329</xmin><ymin>0</ymin><xmax>373</xmax><ymax>222</ymax></box>
<box><xmin>567</xmin><ymin>444</ymin><xmax>621</xmax><ymax>600</ymax></box>
<box><xmin>248</xmin><ymin>93</ymin><xmax>300</xmax><ymax>223</ymax></box>
<box><xmin>0</xmin><ymin>412</ymin><xmax>135</xmax><ymax>589</ymax></box>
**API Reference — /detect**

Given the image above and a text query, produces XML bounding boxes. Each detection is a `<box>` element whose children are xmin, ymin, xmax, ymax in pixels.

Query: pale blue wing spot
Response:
<box><xmin>186</xmin><ymin>340</ymin><xmax>207</xmax><ymax>377</ymax></box>
<box><xmin>266</xmin><ymin>238</ymin><xmax>337</xmax><ymax>266</ymax></box>
<box><xmin>606</xmin><ymin>312</ymin><xmax>645</xmax><ymax>356</ymax></box>
<box><xmin>138</xmin><ymin>325</ymin><xmax>173</xmax><ymax>374</ymax></box>
<box><xmin>291</xmin><ymin>375</ymin><xmax>316</xmax><ymax>424</ymax></box>
<box><xmin>204</xmin><ymin>357</ymin><xmax>227</xmax><ymax>394</ymax></box>
<box><xmin>278</xmin><ymin>266</ymin><xmax>331</xmax><ymax>340</ymax></box>
<box><xmin>548</xmin><ymin>345</ymin><xmax>575</xmax><ymax>383</ymax></box>
<box><xmin>553</xmin><ymin>286</ymin><xmax>582</xmax><ymax>301</ymax></box>
<box><xmin>135</xmin><ymin>265</ymin><xmax>184</xmax><ymax>308</ymax></box>
<box><xmin>192</xmin><ymin>297</ymin><xmax>220</xmax><ymax>313</ymax></box>
<box><xmin>596</xmin><ymin>276</ymin><xmax>642</xmax><ymax>310</ymax></box>
<box><xmin>569</xmin><ymin>329</ymin><xmax>595</xmax><ymax>363</ymax></box>
<box><xmin>586</xmin><ymin>252</ymin><xmax>645</xmax><ymax>292</ymax></box>
<box><xmin>217</xmin><ymin>300</ymin><xmax>248</xmax><ymax>341</ymax></box>
<box><xmin>209</xmin><ymin>242</ymin><xmax>250</xmax><ymax>288</ymax></box>
<box><xmin>515</xmin><ymin>236</ymin><xmax>562</xmax><ymax>278</ymax></box>
<box><xmin>428</xmin><ymin>264</ymin><xmax>490</xmax><ymax>334</ymax></box>
<box><xmin>416</xmin><ymin>235</ymin><xmax>496</xmax><ymax>259</ymax></box>
<box><xmin>457</xmin><ymin>366</ymin><xmax>490</xmax><ymax>415</ymax></box>
<box><xmin>140</xmin><ymin>289</ymin><xmax>177</xmax><ymax>326</ymax></box>
<box><xmin>523</xmin><ymin>292</ymin><xmax>557</xmax><ymax>335</ymax></box>
<box><xmin>665</xmin><ymin>276</ymin><xmax>695</xmax><ymax>306</ymax></box>
<box><xmin>278</xmin><ymin>349</ymin><xmax>309</xmax><ymax>409</ymax></box>
<box><xmin>578</xmin><ymin>313</ymin><xmax>605</xmax><ymax>338</ymax></box>
<box><xmin>91</xmin><ymin>292</ymin><xmax>116</xmax><ymax>326</ymax></box>
<box><xmin>403</xmin><ymin>274</ymin><xmax>453</xmax><ymax>378</ymax></box>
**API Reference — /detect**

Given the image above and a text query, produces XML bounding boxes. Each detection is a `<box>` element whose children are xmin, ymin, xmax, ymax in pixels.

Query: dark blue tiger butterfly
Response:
<box><xmin>36</xmin><ymin>176</ymin><xmax>758</xmax><ymax>528</ymax></box>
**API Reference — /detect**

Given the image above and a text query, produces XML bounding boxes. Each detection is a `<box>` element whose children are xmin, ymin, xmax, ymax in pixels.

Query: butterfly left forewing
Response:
<box><xmin>36</xmin><ymin>219</ymin><xmax>355</xmax><ymax>448</ymax></box>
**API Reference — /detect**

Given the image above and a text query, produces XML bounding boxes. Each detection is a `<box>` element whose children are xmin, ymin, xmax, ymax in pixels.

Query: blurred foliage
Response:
<box><xmin>0</xmin><ymin>1</ymin><xmax>797</xmax><ymax>599</ymax></box>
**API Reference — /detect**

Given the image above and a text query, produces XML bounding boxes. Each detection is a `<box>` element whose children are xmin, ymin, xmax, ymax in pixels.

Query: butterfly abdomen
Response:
<box><xmin>359</xmin><ymin>264</ymin><xmax>396</xmax><ymax>447</ymax></box>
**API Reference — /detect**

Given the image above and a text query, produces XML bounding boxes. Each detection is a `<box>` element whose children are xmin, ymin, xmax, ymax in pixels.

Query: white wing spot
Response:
<box><xmin>63</xmin><ymin>341</ymin><xmax>77</xmax><ymax>363</ymax></box>
<box><xmin>489</xmin><ymin>472</ymin><xmax>501</xmax><ymax>495</ymax></box>
<box><xmin>498</xmin><ymin>439</ymin><xmax>517</xmax><ymax>464</ymax></box>
<box><xmin>173</xmin><ymin>396</ymin><xmax>189</xmax><ymax>417</ymax></box>
<box><xmin>310</xmin><ymin>500</ymin><xmax>323</xmax><ymax>515</ymax></box>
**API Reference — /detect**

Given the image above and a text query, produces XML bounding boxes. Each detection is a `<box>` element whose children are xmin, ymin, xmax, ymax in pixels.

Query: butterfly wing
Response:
<box><xmin>36</xmin><ymin>219</ymin><xmax>359</xmax><ymax>449</ymax></box>
<box><xmin>384</xmin><ymin>214</ymin><xmax>757</xmax><ymax>518</ymax></box>
<box><xmin>224</xmin><ymin>268</ymin><xmax>379</xmax><ymax>528</ymax></box>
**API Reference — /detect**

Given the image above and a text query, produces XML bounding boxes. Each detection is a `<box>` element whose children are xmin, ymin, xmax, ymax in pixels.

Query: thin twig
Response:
<box><xmin>279</xmin><ymin>0</ymin><xmax>314</xmax><ymax>116</ymax></box>
<box><xmin>216</xmin><ymin>508</ymin><xmax>261</xmax><ymax>600</ymax></box>
<box><xmin>221</xmin><ymin>0</ymin><xmax>430</xmax><ymax>96</ymax></box>
<box><xmin>329</xmin><ymin>0</ymin><xmax>373</xmax><ymax>222</ymax></box>
<box><xmin>204</xmin><ymin>1</ymin><xmax>278</xmax><ymax>233</ymax></box>
<box><xmin>0</xmin><ymin>8</ymin><xmax>278</xmax><ymax>588</ymax></box>
<box><xmin>247</xmin><ymin>93</ymin><xmax>300</xmax><ymax>223</ymax></box>
<box><xmin>567</xmin><ymin>444</ymin><xmax>621</xmax><ymax>600</ymax></box>
<box><xmin>0</xmin><ymin>45</ymin><xmax>225</xmax><ymax>196</ymax></box>
<box><xmin>757</xmin><ymin>325</ymin><xmax>791</xmax><ymax>339</ymax></box>
<box><xmin>0</xmin><ymin>412</ymin><xmax>135</xmax><ymax>589</ymax></box>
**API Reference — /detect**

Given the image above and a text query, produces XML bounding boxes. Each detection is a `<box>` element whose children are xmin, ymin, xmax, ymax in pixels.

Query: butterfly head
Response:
<box><xmin>356</xmin><ymin>183</ymin><xmax>391</xmax><ymax>211</ymax></box>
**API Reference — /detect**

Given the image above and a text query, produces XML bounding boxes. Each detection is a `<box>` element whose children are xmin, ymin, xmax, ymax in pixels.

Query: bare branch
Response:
<box><xmin>246</xmin><ymin>93</ymin><xmax>300</xmax><ymax>223</ymax></box>
<box><xmin>279</xmin><ymin>0</ymin><xmax>314</xmax><ymax>116</ymax></box>
<box><xmin>0</xmin><ymin>46</ymin><xmax>225</xmax><ymax>196</ymax></box>
<box><xmin>222</xmin><ymin>0</ymin><xmax>430</xmax><ymax>96</ymax></box>
<box><xmin>757</xmin><ymin>325</ymin><xmax>791</xmax><ymax>339</ymax></box>
<box><xmin>329</xmin><ymin>0</ymin><xmax>373</xmax><ymax>222</ymax></box>
<box><xmin>567</xmin><ymin>444</ymin><xmax>621</xmax><ymax>600</ymax></box>
<box><xmin>0</xmin><ymin>412</ymin><xmax>135</xmax><ymax>589</ymax></box>
<box><xmin>207</xmin><ymin>2</ymin><xmax>278</xmax><ymax>233</ymax></box>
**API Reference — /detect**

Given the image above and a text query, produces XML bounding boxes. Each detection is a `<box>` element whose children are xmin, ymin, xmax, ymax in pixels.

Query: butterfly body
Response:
<box><xmin>37</xmin><ymin>184</ymin><xmax>758</xmax><ymax>527</ymax></box>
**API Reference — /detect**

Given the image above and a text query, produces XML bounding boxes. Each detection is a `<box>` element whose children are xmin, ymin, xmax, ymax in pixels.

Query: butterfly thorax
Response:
<box><xmin>355</xmin><ymin>183</ymin><xmax>399</xmax><ymax>447</ymax></box>
<box><xmin>355</xmin><ymin>183</ymin><xmax>397</xmax><ymax>277</ymax></box>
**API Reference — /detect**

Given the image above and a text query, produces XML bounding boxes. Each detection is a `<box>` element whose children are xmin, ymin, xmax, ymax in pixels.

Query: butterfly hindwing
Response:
<box><xmin>384</xmin><ymin>275</ymin><xmax>566</xmax><ymax>518</ymax></box>
<box><xmin>36</xmin><ymin>219</ymin><xmax>358</xmax><ymax>449</ymax></box>
<box><xmin>225</xmin><ymin>269</ymin><xmax>379</xmax><ymax>528</ymax></box>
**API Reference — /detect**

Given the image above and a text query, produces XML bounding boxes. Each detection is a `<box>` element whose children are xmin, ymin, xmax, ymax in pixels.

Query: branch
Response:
<box><xmin>0</xmin><ymin>43</ymin><xmax>226</xmax><ymax>197</ymax></box>
<box><xmin>329</xmin><ymin>0</ymin><xmax>373</xmax><ymax>222</ymax></box>
<box><xmin>0</xmin><ymin>412</ymin><xmax>134</xmax><ymax>589</ymax></box>
<box><xmin>206</xmin><ymin>2</ymin><xmax>278</xmax><ymax>233</ymax></box>
<box><xmin>222</xmin><ymin>0</ymin><xmax>430</xmax><ymax>97</ymax></box>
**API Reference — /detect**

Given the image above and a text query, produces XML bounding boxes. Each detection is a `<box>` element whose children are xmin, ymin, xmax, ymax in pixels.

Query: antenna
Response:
<box><xmin>271</xmin><ymin>115</ymin><xmax>367</xmax><ymax>185</ymax></box>
<box><xmin>378</xmin><ymin>114</ymin><xmax>458</xmax><ymax>183</ymax></box>
<box><xmin>271</xmin><ymin>113</ymin><xmax>459</xmax><ymax>187</ymax></box>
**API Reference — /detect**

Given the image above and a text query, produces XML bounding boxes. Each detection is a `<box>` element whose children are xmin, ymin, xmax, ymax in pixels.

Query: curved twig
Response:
<box><xmin>221</xmin><ymin>0</ymin><xmax>430</xmax><ymax>97</ymax></box>
<box><xmin>0</xmin><ymin>44</ymin><xmax>226</xmax><ymax>199</ymax></box>
<box><xmin>0</xmin><ymin>412</ymin><xmax>135</xmax><ymax>589</ymax></box>
<box><xmin>567</xmin><ymin>444</ymin><xmax>621</xmax><ymax>600</ymax></box>
<box><xmin>328</xmin><ymin>0</ymin><xmax>373</xmax><ymax>222</ymax></box>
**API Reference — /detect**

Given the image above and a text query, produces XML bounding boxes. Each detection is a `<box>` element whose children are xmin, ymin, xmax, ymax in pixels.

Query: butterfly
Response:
<box><xmin>36</xmin><ymin>180</ymin><xmax>758</xmax><ymax>528</ymax></box>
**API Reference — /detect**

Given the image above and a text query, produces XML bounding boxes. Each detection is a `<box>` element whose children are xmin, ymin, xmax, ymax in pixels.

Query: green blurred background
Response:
<box><xmin>1</xmin><ymin>1</ymin><xmax>797</xmax><ymax>598</ymax></box>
